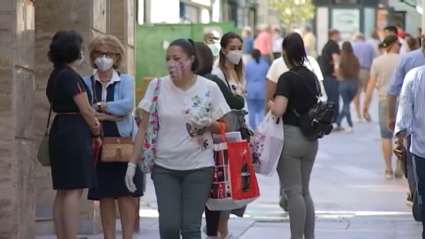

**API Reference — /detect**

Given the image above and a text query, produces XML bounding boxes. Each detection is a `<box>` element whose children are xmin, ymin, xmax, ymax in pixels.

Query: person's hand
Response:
<box><xmin>125</xmin><ymin>163</ymin><xmax>137</xmax><ymax>192</ymax></box>
<box><xmin>91</xmin><ymin>121</ymin><xmax>101</xmax><ymax>135</ymax></box>
<box><xmin>235</xmin><ymin>85</ymin><xmax>245</xmax><ymax>95</ymax></box>
<box><xmin>93</xmin><ymin>136</ymin><xmax>102</xmax><ymax>146</ymax></box>
<box><xmin>92</xmin><ymin>102</ymin><xmax>107</xmax><ymax>112</ymax></box>
<box><xmin>191</xmin><ymin>117</ymin><xmax>213</xmax><ymax>129</ymax></box>
<box><xmin>267</xmin><ymin>100</ymin><xmax>274</xmax><ymax>108</ymax></box>
<box><xmin>387</xmin><ymin>116</ymin><xmax>396</xmax><ymax>132</ymax></box>
<box><xmin>393</xmin><ymin>138</ymin><xmax>405</xmax><ymax>160</ymax></box>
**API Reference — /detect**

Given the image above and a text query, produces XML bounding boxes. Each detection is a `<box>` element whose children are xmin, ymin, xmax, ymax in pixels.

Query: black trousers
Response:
<box><xmin>205</xmin><ymin>206</ymin><xmax>220</xmax><ymax>236</ymax></box>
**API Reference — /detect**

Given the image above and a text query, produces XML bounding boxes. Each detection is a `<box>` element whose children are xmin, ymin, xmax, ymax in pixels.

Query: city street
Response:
<box><xmin>88</xmin><ymin>98</ymin><xmax>423</xmax><ymax>238</ymax></box>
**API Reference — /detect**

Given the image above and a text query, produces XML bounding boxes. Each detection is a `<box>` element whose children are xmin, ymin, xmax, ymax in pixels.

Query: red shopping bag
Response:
<box><xmin>206</xmin><ymin>123</ymin><xmax>260</xmax><ymax>211</ymax></box>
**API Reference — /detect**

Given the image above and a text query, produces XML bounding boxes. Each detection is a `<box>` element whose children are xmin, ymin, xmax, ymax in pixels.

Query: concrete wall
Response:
<box><xmin>0</xmin><ymin>0</ymin><xmax>36</xmax><ymax>238</ymax></box>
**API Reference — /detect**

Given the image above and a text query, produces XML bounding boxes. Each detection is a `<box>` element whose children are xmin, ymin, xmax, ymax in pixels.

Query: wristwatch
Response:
<box><xmin>97</xmin><ymin>102</ymin><xmax>102</xmax><ymax>112</ymax></box>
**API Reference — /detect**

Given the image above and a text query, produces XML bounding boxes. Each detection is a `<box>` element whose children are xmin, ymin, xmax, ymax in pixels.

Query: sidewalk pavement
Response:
<box><xmin>86</xmin><ymin>216</ymin><xmax>423</xmax><ymax>239</ymax></box>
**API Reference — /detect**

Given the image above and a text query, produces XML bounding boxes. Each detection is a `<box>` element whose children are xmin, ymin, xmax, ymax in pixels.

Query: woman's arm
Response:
<box><xmin>206</xmin><ymin>74</ymin><xmax>245</xmax><ymax>109</ymax></box>
<box><xmin>103</xmin><ymin>76</ymin><xmax>134</xmax><ymax>116</ymax></box>
<box><xmin>271</xmin><ymin>95</ymin><xmax>288</xmax><ymax>118</ymax></box>
<box><xmin>95</xmin><ymin>112</ymin><xmax>124</xmax><ymax>121</ymax></box>
<box><xmin>129</xmin><ymin>110</ymin><xmax>149</xmax><ymax>164</ymax></box>
<box><xmin>59</xmin><ymin>71</ymin><xmax>100</xmax><ymax>134</ymax></box>
<box><xmin>208</xmin><ymin>118</ymin><xmax>227</xmax><ymax>134</ymax></box>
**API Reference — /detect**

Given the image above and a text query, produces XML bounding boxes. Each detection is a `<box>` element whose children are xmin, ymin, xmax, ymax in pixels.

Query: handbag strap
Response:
<box><xmin>45</xmin><ymin>69</ymin><xmax>67</xmax><ymax>133</ymax></box>
<box><xmin>286</xmin><ymin>70</ymin><xmax>321</xmax><ymax>117</ymax></box>
<box><xmin>220</xmin><ymin>68</ymin><xmax>232</xmax><ymax>90</ymax></box>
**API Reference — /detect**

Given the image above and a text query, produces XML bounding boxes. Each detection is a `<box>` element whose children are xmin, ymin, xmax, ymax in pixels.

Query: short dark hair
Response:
<box><xmin>282</xmin><ymin>33</ymin><xmax>308</xmax><ymax>67</ymax></box>
<box><xmin>251</xmin><ymin>49</ymin><xmax>261</xmax><ymax>63</ymax></box>
<box><xmin>193</xmin><ymin>42</ymin><xmax>213</xmax><ymax>75</ymax></box>
<box><xmin>48</xmin><ymin>30</ymin><xmax>83</xmax><ymax>64</ymax></box>
<box><xmin>328</xmin><ymin>29</ymin><xmax>339</xmax><ymax>38</ymax></box>
<box><xmin>169</xmin><ymin>38</ymin><xmax>199</xmax><ymax>71</ymax></box>
<box><xmin>384</xmin><ymin>26</ymin><xmax>398</xmax><ymax>35</ymax></box>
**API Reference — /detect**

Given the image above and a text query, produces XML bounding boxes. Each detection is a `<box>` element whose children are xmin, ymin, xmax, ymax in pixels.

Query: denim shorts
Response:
<box><xmin>378</xmin><ymin>100</ymin><xmax>397</xmax><ymax>139</ymax></box>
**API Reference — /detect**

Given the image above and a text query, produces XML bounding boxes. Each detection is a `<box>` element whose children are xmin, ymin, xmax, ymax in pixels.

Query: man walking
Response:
<box><xmin>321</xmin><ymin>29</ymin><xmax>341</xmax><ymax>124</ymax></box>
<box><xmin>363</xmin><ymin>35</ymin><xmax>401</xmax><ymax>179</ymax></box>
<box><xmin>352</xmin><ymin>33</ymin><xmax>376</xmax><ymax>122</ymax></box>
<box><xmin>384</xmin><ymin>25</ymin><xmax>408</xmax><ymax>54</ymax></box>
<box><xmin>394</xmin><ymin>64</ymin><xmax>425</xmax><ymax>237</ymax></box>
<box><xmin>387</xmin><ymin>40</ymin><xmax>425</xmax><ymax>205</ymax></box>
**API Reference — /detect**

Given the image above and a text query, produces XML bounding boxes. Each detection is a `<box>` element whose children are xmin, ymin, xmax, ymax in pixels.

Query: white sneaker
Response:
<box><xmin>221</xmin><ymin>234</ymin><xmax>234</xmax><ymax>239</ymax></box>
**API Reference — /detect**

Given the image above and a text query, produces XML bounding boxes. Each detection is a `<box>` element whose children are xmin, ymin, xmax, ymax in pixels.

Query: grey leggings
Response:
<box><xmin>277</xmin><ymin>125</ymin><xmax>318</xmax><ymax>239</ymax></box>
<box><xmin>152</xmin><ymin>164</ymin><xmax>214</xmax><ymax>239</ymax></box>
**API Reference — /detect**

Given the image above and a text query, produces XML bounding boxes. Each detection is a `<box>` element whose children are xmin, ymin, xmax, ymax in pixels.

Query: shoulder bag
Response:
<box><xmin>91</xmin><ymin>76</ymin><xmax>134</xmax><ymax>163</ymax></box>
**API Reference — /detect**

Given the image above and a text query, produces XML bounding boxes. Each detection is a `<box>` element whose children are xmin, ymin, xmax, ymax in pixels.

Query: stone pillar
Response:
<box><xmin>110</xmin><ymin>0</ymin><xmax>136</xmax><ymax>77</ymax></box>
<box><xmin>34</xmin><ymin>0</ymin><xmax>108</xmax><ymax>235</ymax></box>
<box><xmin>0</xmin><ymin>0</ymin><xmax>36</xmax><ymax>238</ymax></box>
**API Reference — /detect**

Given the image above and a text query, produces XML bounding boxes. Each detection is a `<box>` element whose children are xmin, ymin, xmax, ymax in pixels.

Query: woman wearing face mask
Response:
<box><xmin>82</xmin><ymin>35</ymin><xmax>143</xmax><ymax>239</ymax></box>
<box><xmin>125</xmin><ymin>38</ymin><xmax>231</xmax><ymax>239</ymax></box>
<box><xmin>45</xmin><ymin>30</ymin><xmax>101</xmax><ymax>239</ymax></box>
<box><xmin>210</xmin><ymin>31</ymin><xmax>245</xmax><ymax>239</ymax></box>
<box><xmin>193</xmin><ymin>41</ymin><xmax>245</xmax><ymax>239</ymax></box>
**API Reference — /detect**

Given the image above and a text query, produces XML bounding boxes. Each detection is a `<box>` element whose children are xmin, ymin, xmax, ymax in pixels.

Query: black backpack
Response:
<box><xmin>288</xmin><ymin>71</ymin><xmax>335</xmax><ymax>141</ymax></box>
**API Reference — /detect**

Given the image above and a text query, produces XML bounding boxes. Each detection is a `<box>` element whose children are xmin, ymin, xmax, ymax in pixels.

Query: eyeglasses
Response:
<box><xmin>94</xmin><ymin>51</ymin><xmax>117</xmax><ymax>58</ymax></box>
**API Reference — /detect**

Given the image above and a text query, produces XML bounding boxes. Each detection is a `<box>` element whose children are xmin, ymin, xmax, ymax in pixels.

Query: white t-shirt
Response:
<box><xmin>138</xmin><ymin>76</ymin><xmax>231</xmax><ymax>170</ymax></box>
<box><xmin>399</xmin><ymin>37</ymin><xmax>408</xmax><ymax>54</ymax></box>
<box><xmin>266</xmin><ymin>56</ymin><xmax>324</xmax><ymax>83</ymax></box>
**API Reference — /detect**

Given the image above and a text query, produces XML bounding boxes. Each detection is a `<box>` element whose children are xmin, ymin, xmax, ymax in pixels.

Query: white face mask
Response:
<box><xmin>95</xmin><ymin>55</ymin><xmax>114</xmax><ymax>72</ymax></box>
<box><xmin>226</xmin><ymin>50</ymin><xmax>242</xmax><ymax>64</ymax></box>
<box><xmin>208</xmin><ymin>43</ymin><xmax>221</xmax><ymax>57</ymax></box>
<box><xmin>74</xmin><ymin>50</ymin><xmax>84</xmax><ymax>67</ymax></box>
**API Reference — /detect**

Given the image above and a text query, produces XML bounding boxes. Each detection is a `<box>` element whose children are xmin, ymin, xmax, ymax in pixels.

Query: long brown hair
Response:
<box><xmin>339</xmin><ymin>42</ymin><xmax>360</xmax><ymax>79</ymax></box>
<box><xmin>218</xmin><ymin>32</ymin><xmax>244</xmax><ymax>84</ymax></box>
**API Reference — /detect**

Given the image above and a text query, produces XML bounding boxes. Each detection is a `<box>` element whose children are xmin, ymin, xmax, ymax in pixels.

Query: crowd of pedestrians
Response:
<box><xmin>40</xmin><ymin>21</ymin><xmax>425</xmax><ymax>239</ymax></box>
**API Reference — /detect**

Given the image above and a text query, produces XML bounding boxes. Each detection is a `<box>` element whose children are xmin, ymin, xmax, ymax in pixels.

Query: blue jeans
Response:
<box><xmin>336</xmin><ymin>80</ymin><xmax>358</xmax><ymax>127</ymax></box>
<box><xmin>412</xmin><ymin>154</ymin><xmax>425</xmax><ymax>236</ymax></box>
<box><xmin>323</xmin><ymin>75</ymin><xmax>340</xmax><ymax>123</ymax></box>
<box><xmin>247</xmin><ymin>99</ymin><xmax>265</xmax><ymax>129</ymax></box>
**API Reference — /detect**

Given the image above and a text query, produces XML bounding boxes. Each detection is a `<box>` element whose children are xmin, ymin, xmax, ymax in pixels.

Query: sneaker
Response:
<box><xmin>394</xmin><ymin>160</ymin><xmax>403</xmax><ymax>178</ymax></box>
<box><xmin>406</xmin><ymin>193</ymin><xmax>414</xmax><ymax>207</ymax></box>
<box><xmin>345</xmin><ymin>127</ymin><xmax>353</xmax><ymax>133</ymax></box>
<box><xmin>385</xmin><ymin>170</ymin><xmax>393</xmax><ymax>179</ymax></box>
<box><xmin>363</xmin><ymin>113</ymin><xmax>372</xmax><ymax>122</ymax></box>
<box><xmin>221</xmin><ymin>234</ymin><xmax>234</xmax><ymax>239</ymax></box>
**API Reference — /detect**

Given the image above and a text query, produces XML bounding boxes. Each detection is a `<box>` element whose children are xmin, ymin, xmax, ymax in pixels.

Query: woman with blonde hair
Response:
<box><xmin>83</xmin><ymin>34</ymin><xmax>143</xmax><ymax>239</ymax></box>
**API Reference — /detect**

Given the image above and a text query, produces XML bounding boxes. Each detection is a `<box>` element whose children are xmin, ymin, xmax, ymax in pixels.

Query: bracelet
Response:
<box><xmin>91</xmin><ymin>134</ymin><xmax>101</xmax><ymax>138</ymax></box>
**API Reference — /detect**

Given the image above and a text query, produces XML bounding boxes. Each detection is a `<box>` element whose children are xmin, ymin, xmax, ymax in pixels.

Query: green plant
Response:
<box><xmin>269</xmin><ymin>0</ymin><xmax>315</xmax><ymax>31</ymax></box>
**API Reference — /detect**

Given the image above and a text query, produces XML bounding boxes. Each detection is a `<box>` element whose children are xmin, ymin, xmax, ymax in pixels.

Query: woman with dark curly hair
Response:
<box><xmin>45</xmin><ymin>30</ymin><xmax>101</xmax><ymax>239</ymax></box>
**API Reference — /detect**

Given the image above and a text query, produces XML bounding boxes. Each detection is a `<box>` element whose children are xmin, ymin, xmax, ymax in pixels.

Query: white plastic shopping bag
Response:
<box><xmin>248</xmin><ymin>111</ymin><xmax>284</xmax><ymax>176</ymax></box>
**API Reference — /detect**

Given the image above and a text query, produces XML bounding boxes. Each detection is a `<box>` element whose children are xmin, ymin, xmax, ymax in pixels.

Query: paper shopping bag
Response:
<box><xmin>206</xmin><ymin>123</ymin><xmax>260</xmax><ymax>211</ymax></box>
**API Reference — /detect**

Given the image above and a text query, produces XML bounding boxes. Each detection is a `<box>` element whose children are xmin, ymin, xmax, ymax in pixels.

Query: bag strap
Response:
<box><xmin>287</xmin><ymin>71</ymin><xmax>322</xmax><ymax>98</ymax></box>
<box><xmin>286</xmin><ymin>70</ymin><xmax>322</xmax><ymax>117</ymax></box>
<box><xmin>45</xmin><ymin>69</ymin><xmax>67</xmax><ymax>134</ymax></box>
<box><xmin>220</xmin><ymin>68</ymin><xmax>232</xmax><ymax>90</ymax></box>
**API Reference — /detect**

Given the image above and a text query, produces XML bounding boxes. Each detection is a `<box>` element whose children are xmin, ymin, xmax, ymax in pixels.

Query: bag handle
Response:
<box><xmin>45</xmin><ymin>69</ymin><xmax>68</xmax><ymax>134</ymax></box>
<box><xmin>220</xmin><ymin>68</ymin><xmax>232</xmax><ymax>90</ymax></box>
<box><xmin>219</xmin><ymin>122</ymin><xmax>227</xmax><ymax>143</ymax></box>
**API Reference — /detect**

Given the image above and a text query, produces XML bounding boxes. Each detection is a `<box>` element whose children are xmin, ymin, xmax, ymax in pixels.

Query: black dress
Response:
<box><xmin>88</xmin><ymin>79</ymin><xmax>144</xmax><ymax>200</ymax></box>
<box><xmin>46</xmin><ymin>64</ymin><xmax>96</xmax><ymax>190</ymax></box>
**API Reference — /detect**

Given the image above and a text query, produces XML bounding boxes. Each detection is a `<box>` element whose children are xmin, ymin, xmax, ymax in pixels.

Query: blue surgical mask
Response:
<box><xmin>208</xmin><ymin>43</ymin><xmax>221</xmax><ymax>57</ymax></box>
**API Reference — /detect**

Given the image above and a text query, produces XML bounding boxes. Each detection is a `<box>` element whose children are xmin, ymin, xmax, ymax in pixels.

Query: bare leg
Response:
<box><xmin>352</xmin><ymin>93</ymin><xmax>361</xmax><ymax>120</ymax></box>
<box><xmin>53</xmin><ymin>190</ymin><xmax>66</xmax><ymax>239</ymax></box>
<box><xmin>382</xmin><ymin>138</ymin><xmax>393</xmax><ymax>172</ymax></box>
<box><xmin>117</xmin><ymin>197</ymin><xmax>137</xmax><ymax>239</ymax></box>
<box><xmin>61</xmin><ymin>189</ymin><xmax>83</xmax><ymax>239</ymax></box>
<box><xmin>100</xmin><ymin>198</ymin><xmax>116</xmax><ymax>239</ymax></box>
<box><xmin>218</xmin><ymin>219</ymin><xmax>229</xmax><ymax>238</ymax></box>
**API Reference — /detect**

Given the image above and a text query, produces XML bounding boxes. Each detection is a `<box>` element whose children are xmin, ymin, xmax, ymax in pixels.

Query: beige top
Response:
<box><xmin>370</xmin><ymin>53</ymin><xmax>400</xmax><ymax>100</ymax></box>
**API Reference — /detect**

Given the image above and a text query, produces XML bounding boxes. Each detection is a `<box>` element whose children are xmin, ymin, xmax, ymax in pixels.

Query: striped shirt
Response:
<box><xmin>395</xmin><ymin>65</ymin><xmax>425</xmax><ymax>158</ymax></box>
